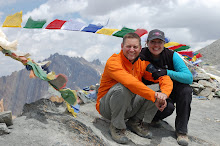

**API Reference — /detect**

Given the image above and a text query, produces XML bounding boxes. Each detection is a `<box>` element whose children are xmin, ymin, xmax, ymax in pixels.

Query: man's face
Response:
<box><xmin>147</xmin><ymin>39</ymin><xmax>165</xmax><ymax>58</ymax></box>
<box><xmin>121</xmin><ymin>38</ymin><xmax>141</xmax><ymax>63</ymax></box>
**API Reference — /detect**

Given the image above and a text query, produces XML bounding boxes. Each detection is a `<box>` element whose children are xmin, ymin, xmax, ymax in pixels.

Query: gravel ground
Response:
<box><xmin>78</xmin><ymin>98</ymin><xmax>220</xmax><ymax>146</ymax></box>
<box><xmin>0</xmin><ymin>98</ymin><xmax>219</xmax><ymax>146</ymax></box>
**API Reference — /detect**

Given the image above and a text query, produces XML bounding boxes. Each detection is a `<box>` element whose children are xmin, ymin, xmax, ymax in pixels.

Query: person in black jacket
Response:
<box><xmin>140</xmin><ymin>29</ymin><xmax>193</xmax><ymax>146</ymax></box>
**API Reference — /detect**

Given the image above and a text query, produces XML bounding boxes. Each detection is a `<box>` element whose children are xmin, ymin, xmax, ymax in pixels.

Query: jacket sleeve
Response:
<box><xmin>106</xmin><ymin>58</ymin><xmax>156</xmax><ymax>102</ymax></box>
<box><xmin>167</xmin><ymin>52</ymin><xmax>193</xmax><ymax>84</ymax></box>
<box><xmin>143</xmin><ymin>69</ymin><xmax>173</xmax><ymax>97</ymax></box>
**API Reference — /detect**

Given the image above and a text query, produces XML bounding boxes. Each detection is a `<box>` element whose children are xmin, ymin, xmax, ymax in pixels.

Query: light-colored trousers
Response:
<box><xmin>99</xmin><ymin>83</ymin><xmax>158</xmax><ymax>129</ymax></box>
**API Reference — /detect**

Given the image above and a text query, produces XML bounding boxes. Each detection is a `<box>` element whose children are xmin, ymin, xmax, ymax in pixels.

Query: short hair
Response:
<box><xmin>122</xmin><ymin>32</ymin><xmax>141</xmax><ymax>46</ymax></box>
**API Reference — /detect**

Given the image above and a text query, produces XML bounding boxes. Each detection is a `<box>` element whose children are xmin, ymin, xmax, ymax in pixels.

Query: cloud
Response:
<box><xmin>81</xmin><ymin>0</ymin><xmax>177</xmax><ymax>16</ymax></box>
<box><xmin>146</xmin><ymin>0</ymin><xmax>220</xmax><ymax>42</ymax></box>
<box><xmin>22</xmin><ymin>0</ymin><xmax>88</xmax><ymax>23</ymax></box>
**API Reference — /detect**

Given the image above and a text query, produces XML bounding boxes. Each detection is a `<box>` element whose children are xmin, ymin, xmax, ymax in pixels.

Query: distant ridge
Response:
<box><xmin>196</xmin><ymin>39</ymin><xmax>220</xmax><ymax>68</ymax></box>
<box><xmin>0</xmin><ymin>53</ymin><xmax>104</xmax><ymax>116</ymax></box>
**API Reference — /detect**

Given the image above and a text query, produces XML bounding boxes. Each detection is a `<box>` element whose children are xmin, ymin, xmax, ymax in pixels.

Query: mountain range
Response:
<box><xmin>0</xmin><ymin>53</ymin><xmax>104</xmax><ymax>116</ymax></box>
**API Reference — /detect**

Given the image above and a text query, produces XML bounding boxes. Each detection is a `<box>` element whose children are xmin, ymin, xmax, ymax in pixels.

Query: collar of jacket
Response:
<box><xmin>120</xmin><ymin>50</ymin><xmax>140</xmax><ymax>65</ymax></box>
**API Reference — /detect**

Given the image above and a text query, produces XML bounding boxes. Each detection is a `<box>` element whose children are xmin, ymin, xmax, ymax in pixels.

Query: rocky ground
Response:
<box><xmin>0</xmin><ymin>97</ymin><xmax>220</xmax><ymax>146</ymax></box>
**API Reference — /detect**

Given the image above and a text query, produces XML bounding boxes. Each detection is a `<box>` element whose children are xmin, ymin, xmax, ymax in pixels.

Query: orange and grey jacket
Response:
<box><xmin>96</xmin><ymin>50</ymin><xmax>173</xmax><ymax>113</ymax></box>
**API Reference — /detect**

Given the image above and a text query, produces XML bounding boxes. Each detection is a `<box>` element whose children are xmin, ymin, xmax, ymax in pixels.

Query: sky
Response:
<box><xmin>0</xmin><ymin>0</ymin><xmax>220</xmax><ymax>77</ymax></box>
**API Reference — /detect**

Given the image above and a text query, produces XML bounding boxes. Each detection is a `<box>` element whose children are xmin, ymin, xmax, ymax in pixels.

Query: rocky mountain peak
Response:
<box><xmin>0</xmin><ymin>53</ymin><xmax>104</xmax><ymax>116</ymax></box>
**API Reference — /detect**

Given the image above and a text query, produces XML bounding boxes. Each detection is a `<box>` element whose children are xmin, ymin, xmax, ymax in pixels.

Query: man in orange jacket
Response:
<box><xmin>96</xmin><ymin>32</ymin><xmax>173</xmax><ymax>144</ymax></box>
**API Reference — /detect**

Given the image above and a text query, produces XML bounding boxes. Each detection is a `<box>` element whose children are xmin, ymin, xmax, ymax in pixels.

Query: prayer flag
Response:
<box><xmin>112</xmin><ymin>27</ymin><xmax>135</xmax><ymax>38</ymax></box>
<box><xmin>174</xmin><ymin>45</ymin><xmax>190</xmax><ymax>52</ymax></box>
<box><xmin>195</xmin><ymin>53</ymin><xmax>202</xmax><ymax>58</ymax></box>
<box><xmin>178</xmin><ymin>51</ymin><xmax>194</xmax><ymax>58</ymax></box>
<box><xmin>2</xmin><ymin>11</ymin><xmax>22</xmax><ymax>27</ymax></box>
<box><xmin>165</xmin><ymin>38</ymin><xmax>170</xmax><ymax>43</ymax></box>
<box><xmin>191</xmin><ymin>56</ymin><xmax>197</xmax><ymax>62</ymax></box>
<box><xmin>59</xmin><ymin>89</ymin><xmax>77</xmax><ymax>105</ymax></box>
<box><xmin>45</xmin><ymin>19</ymin><xmax>66</xmax><ymax>29</ymax></box>
<box><xmin>61</xmin><ymin>19</ymin><xmax>85</xmax><ymax>31</ymax></box>
<box><xmin>164</xmin><ymin>42</ymin><xmax>180</xmax><ymax>48</ymax></box>
<box><xmin>96</xmin><ymin>28</ymin><xmax>120</xmax><ymax>35</ymax></box>
<box><xmin>24</xmin><ymin>17</ymin><xmax>46</xmax><ymax>29</ymax></box>
<box><xmin>168</xmin><ymin>44</ymin><xmax>186</xmax><ymax>50</ymax></box>
<box><xmin>81</xmin><ymin>24</ymin><xmax>103</xmax><ymax>33</ymax></box>
<box><xmin>134</xmin><ymin>29</ymin><xmax>148</xmax><ymax>37</ymax></box>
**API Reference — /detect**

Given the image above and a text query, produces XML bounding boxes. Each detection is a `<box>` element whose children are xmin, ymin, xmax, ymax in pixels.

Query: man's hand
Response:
<box><xmin>152</xmin><ymin>68</ymin><xmax>167</xmax><ymax>80</ymax></box>
<box><xmin>154</xmin><ymin>92</ymin><xmax>168</xmax><ymax>112</ymax></box>
<box><xmin>155</xmin><ymin>98</ymin><xmax>167</xmax><ymax>112</ymax></box>
<box><xmin>155</xmin><ymin>92</ymin><xmax>168</xmax><ymax>101</ymax></box>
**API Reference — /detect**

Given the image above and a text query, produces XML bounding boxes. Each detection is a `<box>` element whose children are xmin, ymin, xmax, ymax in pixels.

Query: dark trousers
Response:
<box><xmin>153</xmin><ymin>81</ymin><xmax>192</xmax><ymax>134</ymax></box>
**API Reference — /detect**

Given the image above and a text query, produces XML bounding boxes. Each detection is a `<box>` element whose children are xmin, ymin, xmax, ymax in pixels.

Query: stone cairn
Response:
<box><xmin>187</xmin><ymin>61</ymin><xmax>220</xmax><ymax>100</ymax></box>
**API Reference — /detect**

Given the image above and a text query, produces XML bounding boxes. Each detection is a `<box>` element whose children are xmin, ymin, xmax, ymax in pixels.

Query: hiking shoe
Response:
<box><xmin>176</xmin><ymin>133</ymin><xmax>189</xmax><ymax>146</ymax></box>
<box><xmin>109</xmin><ymin>123</ymin><xmax>129</xmax><ymax>144</ymax></box>
<box><xmin>149</xmin><ymin>120</ymin><xmax>162</xmax><ymax>128</ymax></box>
<box><xmin>126</xmin><ymin>119</ymin><xmax>152</xmax><ymax>139</ymax></box>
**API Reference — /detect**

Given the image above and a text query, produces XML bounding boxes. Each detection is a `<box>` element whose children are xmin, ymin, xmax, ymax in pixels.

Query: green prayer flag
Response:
<box><xmin>2</xmin><ymin>49</ymin><xmax>12</xmax><ymax>55</ymax></box>
<box><xmin>112</xmin><ymin>27</ymin><xmax>135</xmax><ymax>38</ymax></box>
<box><xmin>59</xmin><ymin>89</ymin><xmax>77</xmax><ymax>105</ymax></box>
<box><xmin>174</xmin><ymin>46</ymin><xmax>190</xmax><ymax>52</ymax></box>
<box><xmin>24</xmin><ymin>17</ymin><xmax>46</xmax><ymax>28</ymax></box>
<box><xmin>27</xmin><ymin>61</ymin><xmax>50</xmax><ymax>81</ymax></box>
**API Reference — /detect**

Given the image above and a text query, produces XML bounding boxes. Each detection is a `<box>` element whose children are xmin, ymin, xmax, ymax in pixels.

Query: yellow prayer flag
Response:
<box><xmin>66</xmin><ymin>102</ymin><xmax>77</xmax><ymax>117</ymax></box>
<box><xmin>191</xmin><ymin>56</ymin><xmax>197</xmax><ymax>62</ymax></box>
<box><xmin>2</xmin><ymin>11</ymin><xmax>22</xmax><ymax>27</ymax></box>
<box><xmin>164</xmin><ymin>42</ymin><xmax>180</xmax><ymax>48</ymax></box>
<box><xmin>96</xmin><ymin>28</ymin><xmax>119</xmax><ymax>36</ymax></box>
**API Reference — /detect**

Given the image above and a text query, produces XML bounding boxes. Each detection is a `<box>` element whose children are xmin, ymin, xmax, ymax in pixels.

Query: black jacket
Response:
<box><xmin>140</xmin><ymin>47</ymin><xmax>175</xmax><ymax>85</ymax></box>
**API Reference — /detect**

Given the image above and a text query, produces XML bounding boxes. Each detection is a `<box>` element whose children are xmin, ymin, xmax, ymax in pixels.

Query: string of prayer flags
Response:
<box><xmin>0</xmin><ymin>28</ymin><xmax>79</xmax><ymax>115</ymax></box>
<box><xmin>2</xmin><ymin>11</ymin><xmax>149</xmax><ymax>39</ymax></box>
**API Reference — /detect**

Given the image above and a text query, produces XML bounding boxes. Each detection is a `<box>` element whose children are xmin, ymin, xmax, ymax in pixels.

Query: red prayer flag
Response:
<box><xmin>195</xmin><ymin>53</ymin><xmax>202</xmax><ymax>58</ymax></box>
<box><xmin>45</xmin><ymin>19</ymin><xmax>66</xmax><ymax>29</ymax></box>
<box><xmin>168</xmin><ymin>44</ymin><xmax>186</xmax><ymax>50</ymax></box>
<box><xmin>134</xmin><ymin>29</ymin><xmax>148</xmax><ymax>37</ymax></box>
<box><xmin>178</xmin><ymin>51</ymin><xmax>194</xmax><ymax>57</ymax></box>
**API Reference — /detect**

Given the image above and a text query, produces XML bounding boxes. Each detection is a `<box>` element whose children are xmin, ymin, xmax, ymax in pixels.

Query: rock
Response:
<box><xmin>198</xmin><ymin>87</ymin><xmax>212</xmax><ymax>97</ymax></box>
<box><xmin>192</xmin><ymin>87</ymin><xmax>202</xmax><ymax>95</ymax></box>
<box><xmin>207</xmin><ymin>92</ymin><xmax>214</xmax><ymax>100</ymax></box>
<box><xmin>190</xmin><ymin>82</ymin><xmax>205</xmax><ymax>89</ymax></box>
<box><xmin>0</xmin><ymin>123</ymin><xmax>10</xmax><ymax>135</ymax></box>
<box><xmin>77</xmin><ymin>91</ymin><xmax>92</xmax><ymax>104</ymax></box>
<box><xmin>215</xmin><ymin>90</ymin><xmax>220</xmax><ymax>98</ymax></box>
<box><xmin>193</xmin><ymin>73</ymin><xmax>211</xmax><ymax>81</ymax></box>
<box><xmin>198</xmin><ymin>80</ymin><xmax>214</xmax><ymax>88</ymax></box>
<box><xmin>0</xmin><ymin>111</ymin><xmax>13</xmax><ymax>126</ymax></box>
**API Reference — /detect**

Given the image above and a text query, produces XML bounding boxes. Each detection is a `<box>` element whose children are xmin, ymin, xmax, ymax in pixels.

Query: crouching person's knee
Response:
<box><xmin>165</xmin><ymin>100</ymin><xmax>175</xmax><ymax>116</ymax></box>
